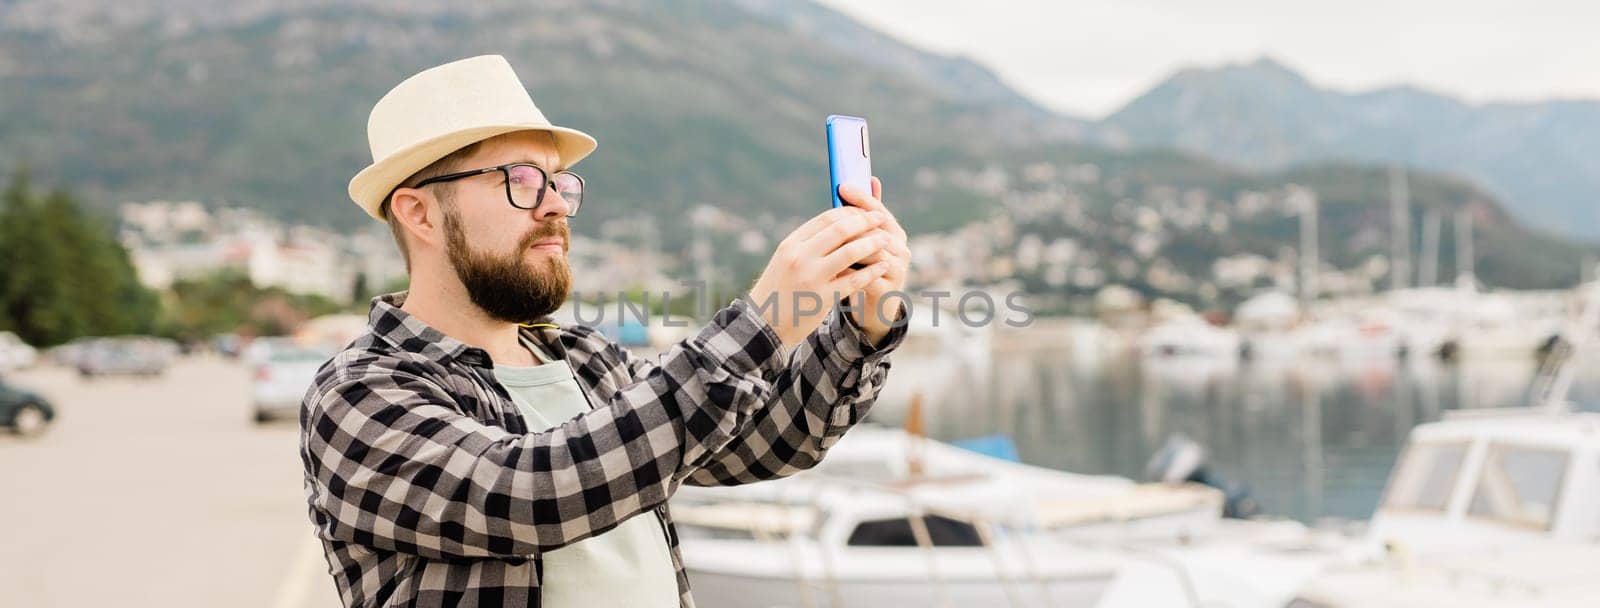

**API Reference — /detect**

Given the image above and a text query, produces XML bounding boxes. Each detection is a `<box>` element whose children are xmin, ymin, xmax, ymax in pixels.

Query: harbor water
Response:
<box><xmin>874</xmin><ymin>344</ymin><xmax>1600</xmax><ymax>524</ymax></box>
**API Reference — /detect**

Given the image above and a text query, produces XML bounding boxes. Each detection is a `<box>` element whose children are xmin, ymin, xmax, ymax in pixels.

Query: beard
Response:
<box><xmin>443</xmin><ymin>208</ymin><xmax>572</xmax><ymax>324</ymax></box>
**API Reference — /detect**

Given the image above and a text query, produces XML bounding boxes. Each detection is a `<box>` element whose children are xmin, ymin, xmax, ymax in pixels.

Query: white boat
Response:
<box><xmin>1446</xmin><ymin>295</ymin><xmax>1561</xmax><ymax>360</ymax></box>
<box><xmin>1236</xmin><ymin>291</ymin><xmax>1309</xmax><ymax>362</ymax></box>
<box><xmin>1387</xmin><ymin>287</ymin><xmax>1464</xmax><ymax>359</ymax></box>
<box><xmin>1290</xmin><ymin>309</ymin><xmax>1405</xmax><ymax>361</ymax></box>
<box><xmin>671</xmin><ymin>424</ymin><xmax>1345</xmax><ymax>608</ymax></box>
<box><xmin>1386</xmin><ymin>285</ymin><xmax>1567</xmax><ymax>361</ymax></box>
<box><xmin>1290</xmin><ymin>281</ymin><xmax>1600</xmax><ymax>606</ymax></box>
<box><xmin>670</xmin><ymin>425</ymin><xmax>1140</xmax><ymax>607</ymax></box>
<box><xmin>1288</xmin><ymin>409</ymin><xmax>1600</xmax><ymax>607</ymax></box>
<box><xmin>1138</xmin><ymin>315</ymin><xmax>1241</xmax><ymax>360</ymax></box>
<box><xmin>673</xmin><ymin>479</ymin><xmax>1126</xmax><ymax>607</ymax></box>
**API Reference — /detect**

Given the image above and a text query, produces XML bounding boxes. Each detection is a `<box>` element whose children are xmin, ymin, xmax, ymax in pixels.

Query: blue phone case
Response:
<box><xmin>826</xmin><ymin>115</ymin><xmax>871</xmax><ymax>209</ymax></box>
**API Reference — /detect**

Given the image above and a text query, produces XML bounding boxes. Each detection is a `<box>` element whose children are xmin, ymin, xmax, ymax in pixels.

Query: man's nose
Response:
<box><xmin>532</xmin><ymin>181</ymin><xmax>571</xmax><ymax>219</ymax></box>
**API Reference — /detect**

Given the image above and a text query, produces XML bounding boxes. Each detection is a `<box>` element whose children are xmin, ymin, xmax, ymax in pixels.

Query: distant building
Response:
<box><xmin>122</xmin><ymin>203</ymin><xmax>405</xmax><ymax>303</ymax></box>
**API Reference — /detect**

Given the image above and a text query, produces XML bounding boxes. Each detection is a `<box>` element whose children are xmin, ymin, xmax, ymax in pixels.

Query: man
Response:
<box><xmin>300</xmin><ymin>54</ymin><xmax>911</xmax><ymax>607</ymax></box>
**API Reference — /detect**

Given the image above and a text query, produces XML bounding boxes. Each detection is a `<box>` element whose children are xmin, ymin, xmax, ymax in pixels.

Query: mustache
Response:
<box><xmin>519</xmin><ymin>222</ymin><xmax>569</xmax><ymax>250</ymax></box>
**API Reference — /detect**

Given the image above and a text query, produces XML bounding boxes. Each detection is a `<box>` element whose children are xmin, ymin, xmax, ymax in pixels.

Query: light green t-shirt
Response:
<box><xmin>495</xmin><ymin>337</ymin><xmax>680</xmax><ymax>608</ymax></box>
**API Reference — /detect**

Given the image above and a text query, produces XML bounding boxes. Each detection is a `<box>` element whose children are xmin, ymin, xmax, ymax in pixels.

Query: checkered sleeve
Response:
<box><xmin>619</xmin><ymin>296</ymin><xmax>909</xmax><ymax>486</ymax></box>
<box><xmin>300</xmin><ymin>298</ymin><xmax>786</xmax><ymax>560</ymax></box>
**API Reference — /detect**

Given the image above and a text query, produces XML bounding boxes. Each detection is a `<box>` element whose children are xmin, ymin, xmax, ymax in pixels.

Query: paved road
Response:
<box><xmin>0</xmin><ymin>356</ymin><xmax>341</xmax><ymax>607</ymax></box>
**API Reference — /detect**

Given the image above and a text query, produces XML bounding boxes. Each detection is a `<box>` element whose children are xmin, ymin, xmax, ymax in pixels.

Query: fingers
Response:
<box><xmin>789</xmin><ymin>204</ymin><xmax>871</xmax><ymax>244</ymax></box>
<box><xmin>839</xmin><ymin>181</ymin><xmax>907</xmax><ymax>242</ymax></box>
<box><xmin>869</xmin><ymin>249</ymin><xmax>910</xmax><ymax>295</ymax></box>
<box><xmin>855</xmin><ymin>249</ymin><xmax>889</xmax><ymax>267</ymax></box>
<box><xmin>802</xmin><ymin>208</ymin><xmax>887</xmax><ymax>256</ymax></box>
<box><xmin>879</xmin><ymin>246</ymin><xmax>909</xmax><ymax>283</ymax></box>
<box><xmin>850</xmin><ymin>238</ymin><xmax>909</xmax><ymax>268</ymax></box>
<box><xmin>827</xmin><ymin>259</ymin><xmax>891</xmax><ymax>296</ymax></box>
<box><xmin>820</xmin><ymin>228</ymin><xmax>893</xmax><ymax>275</ymax></box>
<box><xmin>833</xmin><ymin>244</ymin><xmax>909</xmax><ymax>295</ymax></box>
<box><xmin>832</xmin><ymin>263</ymin><xmax>907</xmax><ymax>326</ymax></box>
<box><xmin>802</xmin><ymin>178</ymin><xmax>902</xmax><ymax>251</ymax></box>
<box><xmin>836</xmin><ymin>183</ymin><xmax>883</xmax><ymax>212</ymax></box>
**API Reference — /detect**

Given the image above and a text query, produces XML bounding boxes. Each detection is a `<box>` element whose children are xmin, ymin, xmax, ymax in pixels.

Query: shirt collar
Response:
<box><xmin>367</xmin><ymin>290</ymin><xmax>561</xmax><ymax>366</ymax></box>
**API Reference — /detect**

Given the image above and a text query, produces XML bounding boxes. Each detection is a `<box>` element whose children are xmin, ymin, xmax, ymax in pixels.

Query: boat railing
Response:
<box><xmin>807</xmin><ymin>471</ymin><xmax>1217</xmax><ymax>608</ymax></box>
<box><xmin>677</xmin><ymin>466</ymin><xmax>1219</xmax><ymax>606</ymax></box>
<box><xmin>1528</xmin><ymin>280</ymin><xmax>1600</xmax><ymax>411</ymax></box>
<box><xmin>841</xmin><ymin>472</ymin><xmax>1042</xmax><ymax>608</ymax></box>
<box><xmin>796</xmin><ymin>470</ymin><xmax>1207</xmax><ymax>608</ymax></box>
<box><xmin>907</xmin><ymin>479</ymin><xmax>1222</xmax><ymax>608</ymax></box>
<box><xmin>758</xmin><ymin>472</ymin><xmax>842</xmax><ymax>608</ymax></box>
<box><xmin>712</xmin><ymin>470</ymin><xmax>1040</xmax><ymax>607</ymax></box>
<box><xmin>903</xmin><ymin>501</ymin><xmax>956</xmax><ymax>608</ymax></box>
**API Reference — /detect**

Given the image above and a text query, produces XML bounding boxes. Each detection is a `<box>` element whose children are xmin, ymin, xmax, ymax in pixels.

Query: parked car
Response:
<box><xmin>0</xmin><ymin>332</ymin><xmax>38</xmax><ymax>372</ymax></box>
<box><xmin>0</xmin><ymin>376</ymin><xmax>54</xmax><ymax>437</ymax></box>
<box><xmin>249</xmin><ymin>338</ymin><xmax>333</xmax><ymax>423</ymax></box>
<box><xmin>77</xmin><ymin>337</ymin><xmax>173</xmax><ymax>378</ymax></box>
<box><xmin>46</xmin><ymin>336</ymin><xmax>100</xmax><ymax>367</ymax></box>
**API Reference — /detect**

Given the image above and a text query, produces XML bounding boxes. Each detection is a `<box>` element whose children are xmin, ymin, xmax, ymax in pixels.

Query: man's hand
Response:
<box><xmin>836</xmin><ymin>177</ymin><xmax>910</xmax><ymax>346</ymax></box>
<box><xmin>747</xmin><ymin>195</ymin><xmax>895</xmax><ymax>349</ymax></box>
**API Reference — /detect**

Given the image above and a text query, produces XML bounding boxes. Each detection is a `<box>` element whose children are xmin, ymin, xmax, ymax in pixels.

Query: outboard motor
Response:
<box><xmin>1144</xmin><ymin>433</ymin><xmax>1261</xmax><ymax>519</ymax></box>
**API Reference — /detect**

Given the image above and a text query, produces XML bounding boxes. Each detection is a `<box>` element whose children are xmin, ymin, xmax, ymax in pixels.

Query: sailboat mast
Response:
<box><xmin>1390</xmin><ymin>166</ymin><xmax>1411</xmax><ymax>291</ymax></box>
<box><xmin>1295</xmin><ymin>186</ymin><xmax>1320</xmax><ymax>305</ymax></box>
<box><xmin>1455</xmin><ymin>210</ymin><xmax>1475</xmax><ymax>287</ymax></box>
<box><xmin>1419</xmin><ymin>208</ymin><xmax>1441</xmax><ymax>287</ymax></box>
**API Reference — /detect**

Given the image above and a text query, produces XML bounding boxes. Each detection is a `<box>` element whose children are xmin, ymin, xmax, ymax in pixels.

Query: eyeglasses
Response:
<box><xmin>412</xmin><ymin>162</ymin><xmax>584</xmax><ymax>217</ymax></box>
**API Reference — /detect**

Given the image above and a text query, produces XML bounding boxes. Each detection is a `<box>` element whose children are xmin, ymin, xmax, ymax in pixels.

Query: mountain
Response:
<box><xmin>0</xmin><ymin>0</ymin><xmax>1075</xmax><ymax>233</ymax></box>
<box><xmin>1102</xmin><ymin>57</ymin><xmax>1600</xmax><ymax>241</ymax></box>
<box><xmin>0</xmin><ymin>1</ymin><xmax>1590</xmax><ymax>295</ymax></box>
<box><xmin>728</xmin><ymin>0</ymin><xmax>1093</xmax><ymax>141</ymax></box>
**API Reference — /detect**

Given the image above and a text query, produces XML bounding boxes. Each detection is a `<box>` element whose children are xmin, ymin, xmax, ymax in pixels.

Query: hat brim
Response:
<box><xmin>348</xmin><ymin>124</ymin><xmax>597</xmax><ymax>221</ymax></box>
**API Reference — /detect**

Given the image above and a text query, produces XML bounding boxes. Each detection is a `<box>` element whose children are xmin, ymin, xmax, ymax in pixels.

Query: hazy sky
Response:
<box><xmin>814</xmin><ymin>0</ymin><xmax>1600</xmax><ymax>118</ymax></box>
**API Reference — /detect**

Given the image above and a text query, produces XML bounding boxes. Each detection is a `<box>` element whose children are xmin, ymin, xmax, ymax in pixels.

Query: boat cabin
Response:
<box><xmin>1371</xmin><ymin>409</ymin><xmax>1600</xmax><ymax>548</ymax></box>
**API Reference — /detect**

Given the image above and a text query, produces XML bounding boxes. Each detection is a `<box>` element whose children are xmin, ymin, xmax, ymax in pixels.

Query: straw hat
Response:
<box><xmin>347</xmin><ymin>55</ymin><xmax>598</xmax><ymax>221</ymax></box>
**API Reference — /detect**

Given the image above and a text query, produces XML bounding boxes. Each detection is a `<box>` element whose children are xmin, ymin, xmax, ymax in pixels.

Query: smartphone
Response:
<box><xmin>826</xmin><ymin>115</ymin><xmax>871</xmax><ymax>209</ymax></box>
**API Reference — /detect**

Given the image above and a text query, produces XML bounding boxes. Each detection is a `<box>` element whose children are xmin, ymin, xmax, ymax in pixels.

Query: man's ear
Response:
<box><xmin>390</xmin><ymin>187</ymin><xmax>443</xmax><ymax>249</ymax></box>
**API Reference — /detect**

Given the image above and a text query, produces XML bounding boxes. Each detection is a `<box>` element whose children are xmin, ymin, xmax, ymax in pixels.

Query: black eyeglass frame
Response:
<box><xmin>411</xmin><ymin>162</ymin><xmax>584</xmax><ymax>217</ymax></box>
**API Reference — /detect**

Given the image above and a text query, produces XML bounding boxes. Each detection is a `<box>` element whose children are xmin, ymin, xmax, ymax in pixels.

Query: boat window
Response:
<box><xmin>1382</xmin><ymin>441</ymin><xmax>1469</xmax><ymax>511</ymax></box>
<box><xmin>1467</xmin><ymin>443</ymin><xmax>1568</xmax><ymax>530</ymax></box>
<box><xmin>846</xmin><ymin>514</ymin><xmax>984</xmax><ymax>547</ymax></box>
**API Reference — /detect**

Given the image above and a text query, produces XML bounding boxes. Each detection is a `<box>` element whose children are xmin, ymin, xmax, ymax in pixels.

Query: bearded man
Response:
<box><xmin>299</xmin><ymin>55</ymin><xmax>911</xmax><ymax>607</ymax></box>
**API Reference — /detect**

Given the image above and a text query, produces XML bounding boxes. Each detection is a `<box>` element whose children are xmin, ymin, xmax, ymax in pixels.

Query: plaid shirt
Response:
<box><xmin>300</xmin><ymin>290</ymin><xmax>906</xmax><ymax>607</ymax></box>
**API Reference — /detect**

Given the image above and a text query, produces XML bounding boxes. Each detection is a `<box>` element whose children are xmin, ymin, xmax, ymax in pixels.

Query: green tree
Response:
<box><xmin>40</xmin><ymin>187</ymin><xmax>159</xmax><ymax>336</ymax></box>
<box><xmin>0</xmin><ymin>170</ymin><xmax>66</xmax><ymax>341</ymax></box>
<box><xmin>0</xmin><ymin>168</ymin><xmax>161</xmax><ymax>346</ymax></box>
